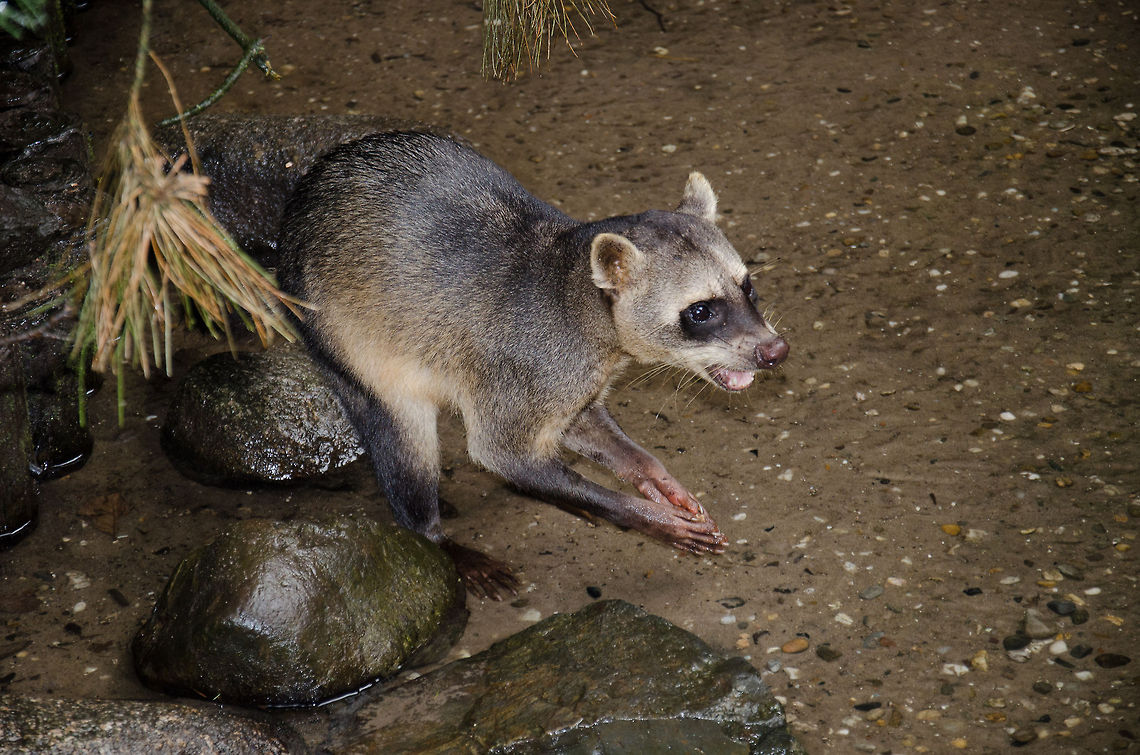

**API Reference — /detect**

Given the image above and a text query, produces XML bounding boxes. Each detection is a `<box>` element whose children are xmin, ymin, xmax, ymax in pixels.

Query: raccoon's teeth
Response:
<box><xmin>710</xmin><ymin>367</ymin><xmax>754</xmax><ymax>392</ymax></box>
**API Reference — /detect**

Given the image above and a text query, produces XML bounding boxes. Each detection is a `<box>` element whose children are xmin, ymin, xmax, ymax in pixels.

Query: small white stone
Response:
<box><xmin>1049</xmin><ymin>640</ymin><xmax>1068</xmax><ymax>655</ymax></box>
<box><xmin>998</xmin><ymin>270</ymin><xmax>1019</xmax><ymax>279</ymax></box>
<box><xmin>942</xmin><ymin>662</ymin><xmax>970</xmax><ymax>677</ymax></box>
<box><xmin>661</xmin><ymin>144</ymin><xmax>678</xmax><ymax>153</ymax></box>
<box><xmin>999</xmin><ymin>411</ymin><xmax>1017</xmax><ymax>421</ymax></box>
<box><xmin>1074</xmin><ymin>670</ymin><xmax>1094</xmax><ymax>681</ymax></box>
<box><xmin>521</xmin><ymin>608</ymin><xmax>542</xmax><ymax>622</ymax></box>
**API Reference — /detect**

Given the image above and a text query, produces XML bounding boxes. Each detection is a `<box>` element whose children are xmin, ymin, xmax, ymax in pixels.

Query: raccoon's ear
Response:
<box><xmin>676</xmin><ymin>172</ymin><xmax>718</xmax><ymax>223</ymax></box>
<box><xmin>590</xmin><ymin>233</ymin><xmax>644</xmax><ymax>291</ymax></box>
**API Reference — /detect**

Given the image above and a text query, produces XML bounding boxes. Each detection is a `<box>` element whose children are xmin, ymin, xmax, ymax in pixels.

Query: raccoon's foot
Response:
<box><xmin>619</xmin><ymin>496</ymin><xmax>728</xmax><ymax>555</ymax></box>
<box><xmin>631</xmin><ymin>469</ymin><xmax>710</xmax><ymax>520</ymax></box>
<box><xmin>439</xmin><ymin>538</ymin><xmax>521</xmax><ymax>600</ymax></box>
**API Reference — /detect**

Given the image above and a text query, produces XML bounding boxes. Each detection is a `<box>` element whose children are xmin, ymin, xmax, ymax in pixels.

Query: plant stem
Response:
<box><xmin>156</xmin><ymin>0</ymin><xmax>279</xmax><ymax>128</ymax></box>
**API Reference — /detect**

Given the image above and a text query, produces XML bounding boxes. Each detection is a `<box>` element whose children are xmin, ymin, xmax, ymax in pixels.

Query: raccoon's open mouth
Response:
<box><xmin>709</xmin><ymin>367</ymin><xmax>755</xmax><ymax>392</ymax></box>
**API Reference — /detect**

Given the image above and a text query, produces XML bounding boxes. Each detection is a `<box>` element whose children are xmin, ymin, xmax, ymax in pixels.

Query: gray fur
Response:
<box><xmin>277</xmin><ymin>131</ymin><xmax>787</xmax><ymax>596</ymax></box>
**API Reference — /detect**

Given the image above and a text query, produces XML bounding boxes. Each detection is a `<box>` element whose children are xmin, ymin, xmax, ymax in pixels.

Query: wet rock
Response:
<box><xmin>0</xmin><ymin>109</ymin><xmax>81</xmax><ymax>160</ymax></box>
<box><xmin>162</xmin><ymin>348</ymin><xmax>364</xmax><ymax>486</ymax></box>
<box><xmin>0</xmin><ymin>345</ymin><xmax>37</xmax><ymax>547</ymax></box>
<box><xmin>346</xmin><ymin>600</ymin><xmax>802</xmax><ymax>753</ymax></box>
<box><xmin>0</xmin><ymin>695</ymin><xmax>301</xmax><ymax>753</ymax></box>
<box><xmin>132</xmin><ymin>516</ymin><xmax>466</xmax><ymax>707</ymax></box>
<box><xmin>25</xmin><ymin>371</ymin><xmax>92</xmax><ymax>481</ymax></box>
<box><xmin>0</xmin><ymin>183</ymin><xmax>66</xmax><ymax>270</ymax></box>
<box><xmin>1</xmin><ymin>155</ymin><xmax>91</xmax><ymax>226</ymax></box>
<box><xmin>156</xmin><ymin>114</ymin><xmax>434</xmax><ymax>267</ymax></box>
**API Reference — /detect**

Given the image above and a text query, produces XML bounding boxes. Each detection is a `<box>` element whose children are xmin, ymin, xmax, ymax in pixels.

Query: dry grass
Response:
<box><xmin>482</xmin><ymin>0</ymin><xmax>614</xmax><ymax>80</ymax></box>
<box><xmin>71</xmin><ymin>52</ymin><xmax>302</xmax><ymax>423</ymax></box>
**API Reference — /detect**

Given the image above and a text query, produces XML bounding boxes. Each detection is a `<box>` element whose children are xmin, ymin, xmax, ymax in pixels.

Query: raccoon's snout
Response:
<box><xmin>756</xmin><ymin>337</ymin><xmax>789</xmax><ymax>369</ymax></box>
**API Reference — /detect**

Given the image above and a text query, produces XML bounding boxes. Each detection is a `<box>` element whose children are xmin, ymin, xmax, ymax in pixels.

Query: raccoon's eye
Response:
<box><xmin>688</xmin><ymin>302</ymin><xmax>713</xmax><ymax>322</ymax></box>
<box><xmin>680</xmin><ymin>300</ymin><xmax>725</xmax><ymax>338</ymax></box>
<box><xmin>741</xmin><ymin>277</ymin><xmax>759</xmax><ymax>305</ymax></box>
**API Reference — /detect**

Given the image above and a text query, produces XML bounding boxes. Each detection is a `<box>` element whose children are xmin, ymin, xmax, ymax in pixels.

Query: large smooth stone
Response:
<box><xmin>0</xmin><ymin>695</ymin><xmax>302</xmax><ymax>754</ymax></box>
<box><xmin>162</xmin><ymin>348</ymin><xmax>364</xmax><ymax>486</ymax></box>
<box><xmin>344</xmin><ymin>599</ymin><xmax>803</xmax><ymax>753</ymax></box>
<box><xmin>132</xmin><ymin>516</ymin><xmax>467</xmax><ymax>707</ymax></box>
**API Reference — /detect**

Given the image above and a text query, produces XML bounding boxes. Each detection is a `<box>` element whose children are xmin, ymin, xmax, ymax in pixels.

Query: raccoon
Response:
<box><xmin>277</xmin><ymin>131</ymin><xmax>788</xmax><ymax>598</ymax></box>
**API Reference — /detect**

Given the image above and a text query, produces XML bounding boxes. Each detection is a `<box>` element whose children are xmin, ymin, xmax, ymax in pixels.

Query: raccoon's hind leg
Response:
<box><xmin>563</xmin><ymin>404</ymin><xmax>716</xmax><ymax>523</ymax></box>
<box><xmin>313</xmin><ymin>356</ymin><xmax>520</xmax><ymax>600</ymax></box>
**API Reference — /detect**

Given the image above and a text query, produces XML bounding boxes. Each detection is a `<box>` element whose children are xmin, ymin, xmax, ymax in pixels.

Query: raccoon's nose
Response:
<box><xmin>756</xmin><ymin>337</ymin><xmax>789</xmax><ymax>368</ymax></box>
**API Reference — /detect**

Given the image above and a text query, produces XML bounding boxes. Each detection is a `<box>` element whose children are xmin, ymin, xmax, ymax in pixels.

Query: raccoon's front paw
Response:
<box><xmin>634</xmin><ymin>472</ymin><xmax>709</xmax><ymax>520</ymax></box>
<box><xmin>625</xmin><ymin>498</ymin><xmax>728</xmax><ymax>555</ymax></box>
<box><xmin>439</xmin><ymin>539</ymin><xmax>521</xmax><ymax>601</ymax></box>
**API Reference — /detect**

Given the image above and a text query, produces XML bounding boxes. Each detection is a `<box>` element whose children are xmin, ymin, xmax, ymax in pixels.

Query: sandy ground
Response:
<box><xmin>3</xmin><ymin>0</ymin><xmax>1138</xmax><ymax>752</ymax></box>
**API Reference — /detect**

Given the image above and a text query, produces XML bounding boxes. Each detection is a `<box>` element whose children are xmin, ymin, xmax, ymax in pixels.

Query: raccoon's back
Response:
<box><xmin>276</xmin><ymin>131</ymin><xmax>586</xmax><ymax>383</ymax></box>
<box><xmin>279</xmin><ymin>131</ymin><xmax>569</xmax><ymax>295</ymax></box>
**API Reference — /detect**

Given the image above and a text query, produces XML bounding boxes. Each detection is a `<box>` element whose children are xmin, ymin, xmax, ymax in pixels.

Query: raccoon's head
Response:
<box><xmin>591</xmin><ymin>172</ymin><xmax>789</xmax><ymax>391</ymax></box>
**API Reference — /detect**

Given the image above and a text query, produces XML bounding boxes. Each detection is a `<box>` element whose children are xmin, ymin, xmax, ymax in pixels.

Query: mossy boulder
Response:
<box><xmin>162</xmin><ymin>348</ymin><xmax>364</xmax><ymax>486</ymax></box>
<box><xmin>132</xmin><ymin>516</ymin><xmax>466</xmax><ymax>707</ymax></box>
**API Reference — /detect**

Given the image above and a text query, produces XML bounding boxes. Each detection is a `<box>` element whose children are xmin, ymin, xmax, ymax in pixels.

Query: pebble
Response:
<box><xmin>1074</xmin><ymin>670</ymin><xmax>1094</xmax><ymax>681</ymax></box>
<box><xmin>1070</xmin><ymin>608</ymin><xmax>1090</xmax><ymax>625</ymax></box>
<box><xmin>781</xmin><ymin>637</ymin><xmax>809</xmax><ymax>654</ymax></box>
<box><xmin>1070</xmin><ymin>644</ymin><xmax>1093</xmax><ymax>659</ymax></box>
<box><xmin>1056</xmin><ymin>563</ymin><xmax>1084</xmax><ymax>580</ymax></box>
<box><xmin>1032</xmin><ymin>680</ymin><xmax>1053</xmax><ymax>695</ymax></box>
<box><xmin>1094</xmin><ymin>653</ymin><xmax>1131</xmax><ymax>669</ymax></box>
<box><xmin>1049</xmin><ymin>640</ymin><xmax>1069</xmax><ymax>655</ymax></box>
<box><xmin>1047</xmin><ymin>600</ymin><xmax>1076</xmax><ymax>616</ymax></box>
<box><xmin>1022</xmin><ymin>609</ymin><xmax>1054</xmax><ymax>640</ymax></box>
<box><xmin>970</xmin><ymin>650</ymin><xmax>989</xmax><ymax>671</ymax></box>
<box><xmin>816</xmin><ymin>644</ymin><xmax>843</xmax><ymax>662</ymax></box>
<box><xmin>1011</xmin><ymin>728</ymin><xmax>1036</xmax><ymax>744</ymax></box>
<box><xmin>859</xmin><ymin>585</ymin><xmax>884</xmax><ymax>600</ymax></box>
<box><xmin>940</xmin><ymin>523</ymin><xmax>961</xmax><ymax>536</ymax></box>
<box><xmin>1003</xmin><ymin>635</ymin><xmax>1030</xmax><ymax>651</ymax></box>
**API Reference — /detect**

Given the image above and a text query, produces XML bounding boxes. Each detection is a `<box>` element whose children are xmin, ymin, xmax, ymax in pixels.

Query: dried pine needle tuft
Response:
<box><xmin>71</xmin><ymin>52</ymin><xmax>302</xmax><ymax>423</ymax></box>
<box><xmin>482</xmin><ymin>0</ymin><xmax>614</xmax><ymax>80</ymax></box>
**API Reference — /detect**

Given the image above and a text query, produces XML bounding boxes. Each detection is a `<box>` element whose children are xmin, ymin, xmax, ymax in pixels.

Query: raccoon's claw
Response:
<box><xmin>440</xmin><ymin>539</ymin><xmax>521</xmax><ymax>601</ymax></box>
<box><xmin>673</xmin><ymin>526</ymin><xmax>729</xmax><ymax>555</ymax></box>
